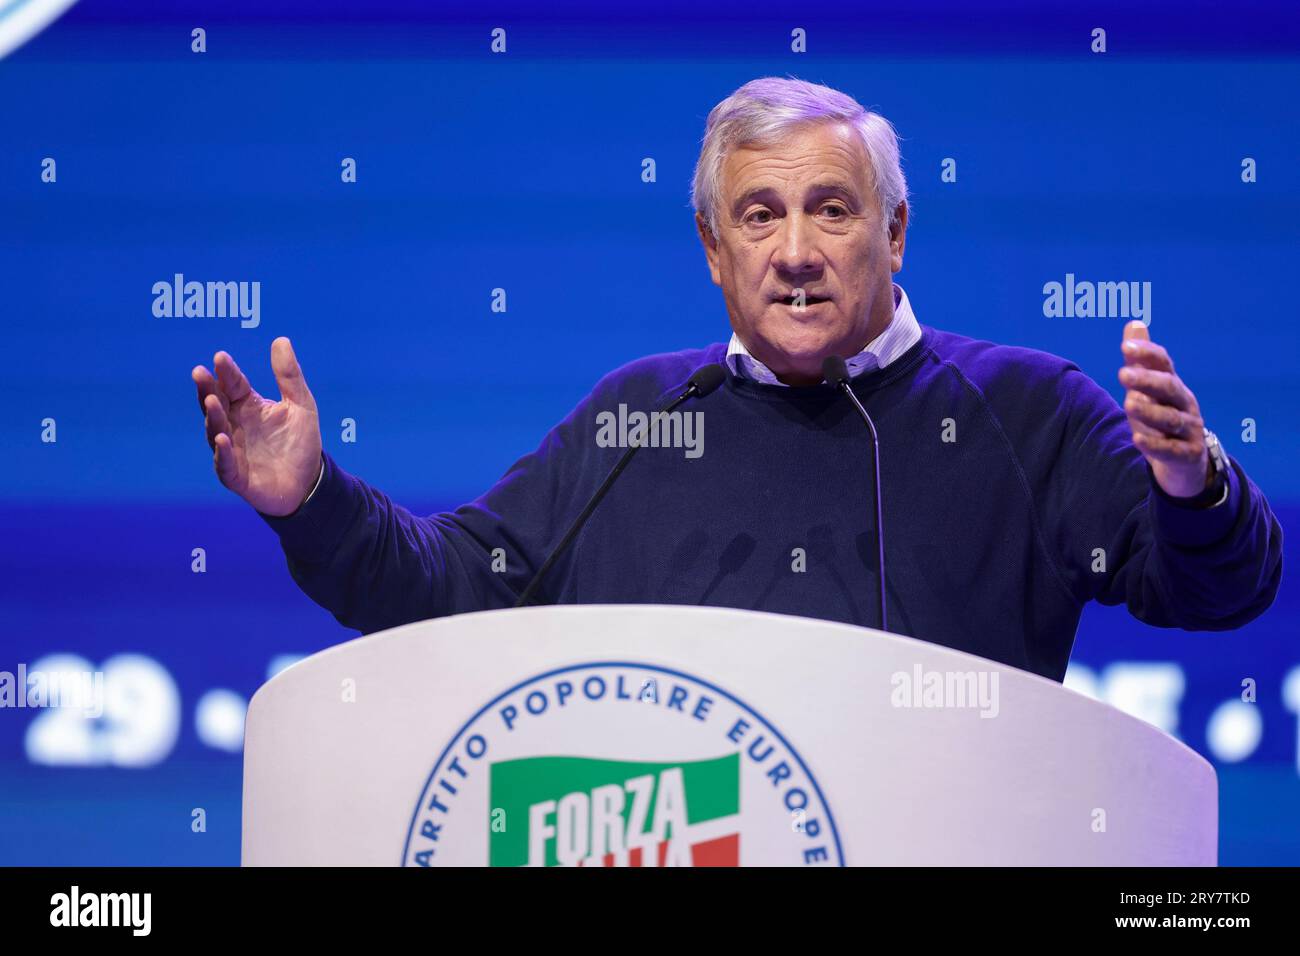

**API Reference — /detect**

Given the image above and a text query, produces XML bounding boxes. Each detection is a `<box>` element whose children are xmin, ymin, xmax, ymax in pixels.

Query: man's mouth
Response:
<box><xmin>778</xmin><ymin>295</ymin><xmax>829</xmax><ymax>306</ymax></box>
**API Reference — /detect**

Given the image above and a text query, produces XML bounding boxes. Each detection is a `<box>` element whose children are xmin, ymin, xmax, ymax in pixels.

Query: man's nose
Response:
<box><xmin>772</xmin><ymin>213</ymin><xmax>823</xmax><ymax>273</ymax></box>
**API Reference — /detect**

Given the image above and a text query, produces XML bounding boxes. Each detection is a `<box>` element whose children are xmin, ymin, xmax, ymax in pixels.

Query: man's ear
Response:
<box><xmin>695</xmin><ymin>212</ymin><xmax>722</xmax><ymax>286</ymax></box>
<box><xmin>888</xmin><ymin>201</ymin><xmax>908</xmax><ymax>273</ymax></box>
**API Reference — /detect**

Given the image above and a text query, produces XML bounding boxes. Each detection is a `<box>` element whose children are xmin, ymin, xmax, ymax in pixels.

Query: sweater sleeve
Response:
<box><xmin>255</xmin><ymin>381</ymin><xmax>617</xmax><ymax>635</ymax></box>
<box><xmin>1047</xmin><ymin>367</ymin><xmax>1283</xmax><ymax>629</ymax></box>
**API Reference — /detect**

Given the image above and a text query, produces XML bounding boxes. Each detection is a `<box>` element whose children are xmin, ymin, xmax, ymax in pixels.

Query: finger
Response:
<box><xmin>213</xmin><ymin>432</ymin><xmax>240</xmax><ymax>486</ymax></box>
<box><xmin>1125</xmin><ymin>409</ymin><xmax>1165</xmax><ymax>441</ymax></box>
<box><xmin>1121</xmin><ymin>338</ymin><xmax>1174</xmax><ymax>374</ymax></box>
<box><xmin>1117</xmin><ymin>366</ymin><xmax>1192</xmax><ymax>411</ymax></box>
<box><xmin>1124</xmin><ymin>390</ymin><xmax>1202</xmax><ymax>438</ymax></box>
<box><xmin>1122</xmin><ymin>320</ymin><xmax>1150</xmax><ymax>343</ymax></box>
<box><xmin>203</xmin><ymin>393</ymin><xmax>232</xmax><ymax>449</ymax></box>
<box><xmin>214</xmin><ymin>351</ymin><xmax>254</xmax><ymax>404</ymax></box>
<box><xmin>271</xmin><ymin>337</ymin><xmax>315</xmax><ymax>408</ymax></box>
<box><xmin>1131</xmin><ymin>429</ymin><xmax>1205</xmax><ymax>464</ymax></box>
<box><xmin>192</xmin><ymin>365</ymin><xmax>222</xmax><ymax>415</ymax></box>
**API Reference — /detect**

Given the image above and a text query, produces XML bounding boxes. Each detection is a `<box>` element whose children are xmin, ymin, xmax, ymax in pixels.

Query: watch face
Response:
<box><xmin>1205</xmin><ymin>430</ymin><xmax>1226</xmax><ymax>474</ymax></box>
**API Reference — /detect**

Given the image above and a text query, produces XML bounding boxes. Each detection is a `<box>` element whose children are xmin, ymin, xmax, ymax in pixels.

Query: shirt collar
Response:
<box><xmin>725</xmin><ymin>283</ymin><xmax>921</xmax><ymax>386</ymax></box>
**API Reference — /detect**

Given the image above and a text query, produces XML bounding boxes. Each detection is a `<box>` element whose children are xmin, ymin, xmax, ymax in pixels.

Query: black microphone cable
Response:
<box><xmin>822</xmin><ymin>354</ymin><xmax>888</xmax><ymax>633</ymax></box>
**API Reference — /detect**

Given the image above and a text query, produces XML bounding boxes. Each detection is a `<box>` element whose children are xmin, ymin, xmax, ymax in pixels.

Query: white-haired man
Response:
<box><xmin>192</xmin><ymin>77</ymin><xmax>1281</xmax><ymax>681</ymax></box>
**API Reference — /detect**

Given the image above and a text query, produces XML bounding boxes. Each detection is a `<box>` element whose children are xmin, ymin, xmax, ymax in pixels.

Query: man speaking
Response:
<box><xmin>190</xmin><ymin>77</ymin><xmax>1281</xmax><ymax>682</ymax></box>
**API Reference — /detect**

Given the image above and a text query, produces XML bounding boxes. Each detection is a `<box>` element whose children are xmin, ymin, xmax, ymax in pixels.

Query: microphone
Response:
<box><xmin>822</xmin><ymin>354</ymin><xmax>888</xmax><ymax>633</ymax></box>
<box><xmin>514</xmin><ymin>363</ymin><xmax>727</xmax><ymax>608</ymax></box>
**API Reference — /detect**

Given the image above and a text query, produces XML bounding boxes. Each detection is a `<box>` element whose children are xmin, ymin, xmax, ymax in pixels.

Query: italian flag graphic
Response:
<box><xmin>489</xmin><ymin>754</ymin><xmax>741</xmax><ymax>867</ymax></box>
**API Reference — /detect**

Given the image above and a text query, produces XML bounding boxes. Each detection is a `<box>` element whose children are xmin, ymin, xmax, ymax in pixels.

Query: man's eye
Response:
<box><xmin>822</xmin><ymin>204</ymin><xmax>847</xmax><ymax>218</ymax></box>
<box><xmin>746</xmin><ymin>210</ymin><xmax>773</xmax><ymax>225</ymax></box>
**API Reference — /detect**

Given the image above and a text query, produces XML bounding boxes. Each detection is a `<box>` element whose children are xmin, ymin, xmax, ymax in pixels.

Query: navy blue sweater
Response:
<box><xmin>260</xmin><ymin>325</ymin><xmax>1283</xmax><ymax>681</ymax></box>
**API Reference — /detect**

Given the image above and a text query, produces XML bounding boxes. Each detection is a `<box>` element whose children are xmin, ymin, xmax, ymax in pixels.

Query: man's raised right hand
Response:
<box><xmin>191</xmin><ymin>336</ymin><xmax>323</xmax><ymax>517</ymax></box>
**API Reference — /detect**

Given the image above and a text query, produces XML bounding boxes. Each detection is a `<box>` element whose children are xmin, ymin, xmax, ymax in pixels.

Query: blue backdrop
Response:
<box><xmin>1</xmin><ymin>0</ymin><xmax>1297</xmax><ymax>864</ymax></box>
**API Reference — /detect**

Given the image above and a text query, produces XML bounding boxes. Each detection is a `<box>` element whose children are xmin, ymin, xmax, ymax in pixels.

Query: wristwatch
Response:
<box><xmin>1205</xmin><ymin>427</ymin><xmax>1228</xmax><ymax>485</ymax></box>
<box><xmin>1165</xmin><ymin>427</ymin><xmax>1228</xmax><ymax>509</ymax></box>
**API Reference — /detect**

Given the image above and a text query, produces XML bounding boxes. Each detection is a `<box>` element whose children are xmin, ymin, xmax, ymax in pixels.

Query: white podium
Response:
<box><xmin>241</xmin><ymin>605</ymin><xmax>1216</xmax><ymax>866</ymax></box>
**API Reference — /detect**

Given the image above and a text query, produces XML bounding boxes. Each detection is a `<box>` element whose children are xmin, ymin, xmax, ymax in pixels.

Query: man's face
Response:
<box><xmin>697</xmin><ymin>120</ymin><xmax>907</xmax><ymax>386</ymax></box>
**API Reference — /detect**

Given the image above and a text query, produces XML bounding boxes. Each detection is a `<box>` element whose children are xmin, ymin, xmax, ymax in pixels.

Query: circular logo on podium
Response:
<box><xmin>401</xmin><ymin>661</ymin><xmax>843</xmax><ymax>867</ymax></box>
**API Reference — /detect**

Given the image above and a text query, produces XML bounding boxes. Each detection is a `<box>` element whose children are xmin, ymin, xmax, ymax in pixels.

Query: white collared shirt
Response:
<box><xmin>725</xmin><ymin>282</ymin><xmax>922</xmax><ymax>384</ymax></box>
